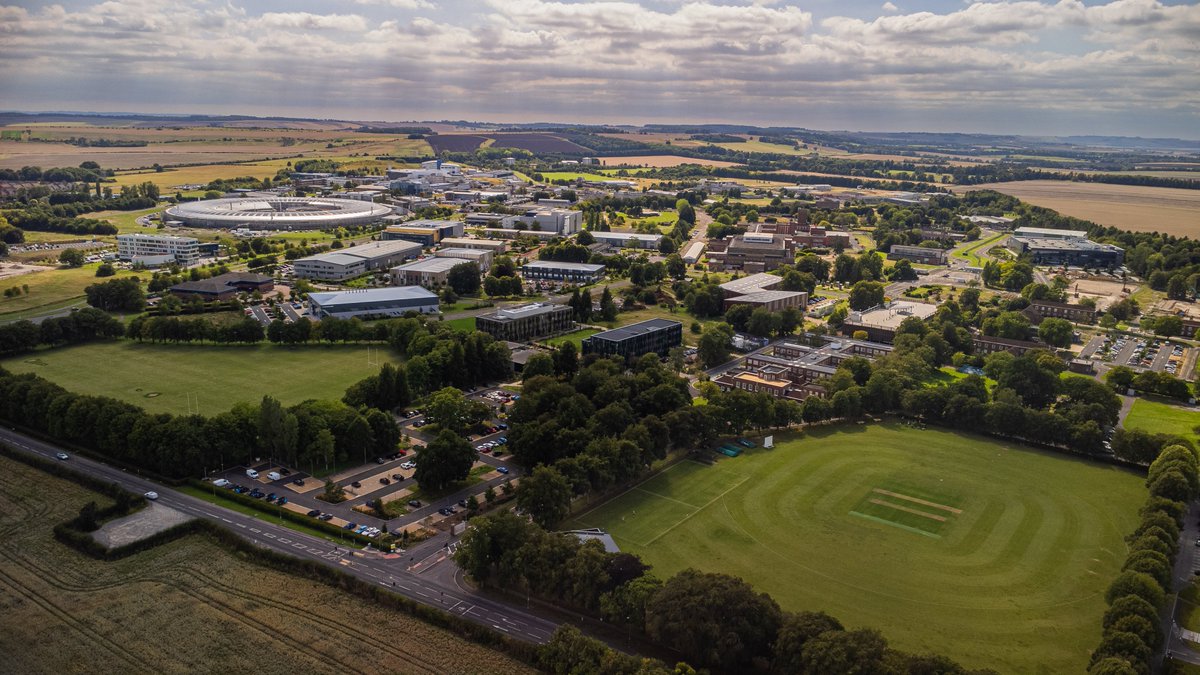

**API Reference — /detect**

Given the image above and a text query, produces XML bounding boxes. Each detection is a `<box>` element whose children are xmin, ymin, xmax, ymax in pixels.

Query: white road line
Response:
<box><xmin>221</xmin><ymin>518</ymin><xmax>232</xmax><ymax>523</ymax></box>
<box><xmin>263</xmin><ymin>533</ymin><xmax>275</xmax><ymax>538</ymax></box>
<box><xmin>250</xmin><ymin>528</ymin><xmax>261</xmax><ymax>533</ymax></box>
<box><xmin>236</xmin><ymin>523</ymin><xmax>246</xmax><ymax>528</ymax></box>
<box><xmin>493</xmin><ymin>624</ymin><xmax>510</xmax><ymax>633</ymax></box>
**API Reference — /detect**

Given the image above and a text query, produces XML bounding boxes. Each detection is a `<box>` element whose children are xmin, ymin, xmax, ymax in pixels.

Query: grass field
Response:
<box><xmin>598</xmin><ymin>155</ymin><xmax>744</xmax><ymax>168</ymax></box>
<box><xmin>543</xmin><ymin>328</ymin><xmax>599</xmax><ymax>348</ymax></box>
<box><xmin>445</xmin><ymin>316</ymin><xmax>477</xmax><ymax>332</ymax></box>
<box><xmin>1</xmin><ymin>341</ymin><xmax>402</xmax><ymax>414</ymax></box>
<box><xmin>951</xmin><ymin>232</ymin><xmax>1007</xmax><ymax>267</ymax></box>
<box><xmin>0</xmin><ymin>264</ymin><xmax>142</xmax><ymax>318</ymax></box>
<box><xmin>0</xmin><ymin>456</ymin><xmax>534</xmax><ymax>674</ymax></box>
<box><xmin>955</xmin><ymin>181</ymin><xmax>1200</xmax><ymax>237</ymax></box>
<box><xmin>1124</xmin><ymin>398</ymin><xmax>1200</xmax><ymax>445</ymax></box>
<box><xmin>567</xmin><ymin>423</ymin><xmax>1144</xmax><ymax>673</ymax></box>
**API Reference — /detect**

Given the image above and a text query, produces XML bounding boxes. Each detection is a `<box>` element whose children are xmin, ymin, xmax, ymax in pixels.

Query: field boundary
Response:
<box><xmin>641</xmin><ymin>473</ymin><xmax>749</xmax><ymax>547</ymax></box>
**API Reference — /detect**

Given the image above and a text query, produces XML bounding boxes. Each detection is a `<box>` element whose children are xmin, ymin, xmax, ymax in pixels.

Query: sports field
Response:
<box><xmin>567</xmin><ymin>423</ymin><xmax>1145</xmax><ymax>673</ymax></box>
<box><xmin>1</xmin><ymin>341</ymin><xmax>401</xmax><ymax>414</ymax></box>
<box><xmin>1125</xmin><ymin>398</ymin><xmax>1200</xmax><ymax>446</ymax></box>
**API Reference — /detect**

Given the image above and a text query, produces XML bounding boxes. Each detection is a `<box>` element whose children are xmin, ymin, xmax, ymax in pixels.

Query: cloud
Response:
<box><xmin>0</xmin><ymin>0</ymin><xmax>1194</xmax><ymax>137</ymax></box>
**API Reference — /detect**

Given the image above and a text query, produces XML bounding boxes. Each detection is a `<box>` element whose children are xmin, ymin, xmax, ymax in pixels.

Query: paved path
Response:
<box><xmin>1163</xmin><ymin>501</ymin><xmax>1200</xmax><ymax>669</ymax></box>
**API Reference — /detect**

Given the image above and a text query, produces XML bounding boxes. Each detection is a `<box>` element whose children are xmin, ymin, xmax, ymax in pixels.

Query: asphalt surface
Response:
<box><xmin>0</xmin><ymin>427</ymin><xmax>559</xmax><ymax>645</ymax></box>
<box><xmin>1163</xmin><ymin>501</ymin><xmax>1200</xmax><ymax>668</ymax></box>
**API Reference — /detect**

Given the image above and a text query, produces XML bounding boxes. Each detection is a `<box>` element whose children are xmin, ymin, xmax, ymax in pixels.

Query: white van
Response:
<box><xmin>212</xmin><ymin>478</ymin><xmax>230</xmax><ymax>488</ymax></box>
<box><xmin>246</xmin><ymin>469</ymin><xmax>260</xmax><ymax>479</ymax></box>
<box><xmin>267</xmin><ymin>471</ymin><xmax>281</xmax><ymax>481</ymax></box>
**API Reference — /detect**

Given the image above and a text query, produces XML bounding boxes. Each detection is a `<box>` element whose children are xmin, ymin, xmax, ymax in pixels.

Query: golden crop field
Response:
<box><xmin>957</xmin><ymin>180</ymin><xmax>1200</xmax><ymax>236</ymax></box>
<box><xmin>0</xmin><ymin>456</ymin><xmax>536</xmax><ymax>675</ymax></box>
<box><xmin>599</xmin><ymin>154</ymin><xmax>744</xmax><ymax>168</ymax></box>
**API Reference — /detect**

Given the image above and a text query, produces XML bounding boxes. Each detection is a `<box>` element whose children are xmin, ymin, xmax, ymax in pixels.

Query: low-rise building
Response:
<box><xmin>293</xmin><ymin>240</ymin><xmax>422</xmax><ymax>281</ymax></box>
<box><xmin>724</xmin><ymin>290</ymin><xmax>808</xmax><ymax>313</ymax></box>
<box><xmin>681</xmin><ymin>241</ymin><xmax>705</xmax><ymax>265</ymax></box>
<box><xmin>889</xmin><ymin>245</ymin><xmax>949</xmax><ymax>265</ymax></box>
<box><xmin>464</xmin><ymin>213</ymin><xmax>515</xmax><ymax>228</ymax></box>
<box><xmin>390</xmin><ymin>257</ymin><xmax>466</xmax><ymax>288</ymax></box>
<box><xmin>1007</xmin><ymin>235</ymin><xmax>1124</xmax><ymax>268</ymax></box>
<box><xmin>308</xmin><ymin>287</ymin><xmax>439</xmax><ymax>319</ymax></box>
<box><xmin>582</xmin><ymin>319</ymin><xmax>682</xmax><ymax>359</ymax></box>
<box><xmin>707</xmin><ymin>232</ymin><xmax>794</xmax><ymax>272</ymax></box>
<box><xmin>719</xmin><ymin>272</ymin><xmax>783</xmax><ymax>297</ymax></box>
<box><xmin>590</xmin><ymin>231</ymin><xmax>663</xmax><ymax>249</ymax></box>
<box><xmin>713</xmin><ymin>335</ymin><xmax>892</xmax><ymax>401</ymax></box>
<box><xmin>477</xmin><ymin>303</ymin><xmax>574</xmax><ymax>342</ymax></box>
<box><xmin>434</xmin><ymin>247</ymin><xmax>493</xmax><ymax>272</ymax></box>
<box><xmin>1028</xmin><ymin>299</ymin><xmax>1097</xmax><ymax>324</ymax></box>
<box><xmin>841</xmin><ymin>301</ymin><xmax>938</xmax><ymax>343</ymax></box>
<box><xmin>521</xmin><ymin>260</ymin><xmax>606</xmax><ymax>283</ymax></box>
<box><xmin>116</xmin><ymin>233</ymin><xmax>200</xmax><ymax>267</ymax></box>
<box><xmin>169</xmin><ymin>272</ymin><xmax>274</xmax><ymax>301</ymax></box>
<box><xmin>440</xmin><ymin>237</ymin><xmax>508</xmax><ymax>253</ymax></box>
<box><xmin>972</xmin><ymin>333</ymin><xmax>1046</xmax><ymax>356</ymax></box>
<box><xmin>512</xmin><ymin>207</ymin><xmax>582</xmax><ymax>235</ymax></box>
<box><xmin>380</xmin><ymin>220</ymin><xmax>464</xmax><ymax>246</ymax></box>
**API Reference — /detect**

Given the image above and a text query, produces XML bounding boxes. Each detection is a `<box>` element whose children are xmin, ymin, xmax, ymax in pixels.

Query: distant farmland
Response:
<box><xmin>599</xmin><ymin>154</ymin><xmax>743</xmax><ymax>168</ymax></box>
<box><xmin>488</xmin><ymin>133</ymin><xmax>590</xmax><ymax>154</ymax></box>
<box><xmin>424</xmin><ymin>134</ymin><xmax>488</xmax><ymax>153</ymax></box>
<box><xmin>955</xmin><ymin>180</ymin><xmax>1200</xmax><ymax>237</ymax></box>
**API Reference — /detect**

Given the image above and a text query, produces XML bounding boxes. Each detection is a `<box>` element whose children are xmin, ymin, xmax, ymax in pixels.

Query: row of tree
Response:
<box><xmin>0</xmin><ymin>307</ymin><xmax>124</xmax><ymax>356</ymax></box>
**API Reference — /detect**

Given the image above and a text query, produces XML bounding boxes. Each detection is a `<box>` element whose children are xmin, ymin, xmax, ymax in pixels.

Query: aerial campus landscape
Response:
<box><xmin>1</xmin><ymin>2</ymin><xmax>1199</xmax><ymax>675</ymax></box>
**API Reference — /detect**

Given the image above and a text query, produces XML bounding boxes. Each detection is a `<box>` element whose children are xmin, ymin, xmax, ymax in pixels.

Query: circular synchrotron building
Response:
<box><xmin>164</xmin><ymin>197</ymin><xmax>393</xmax><ymax>231</ymax></box>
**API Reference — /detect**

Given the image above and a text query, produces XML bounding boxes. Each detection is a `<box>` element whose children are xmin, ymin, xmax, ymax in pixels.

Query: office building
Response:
<box><xmin>590</xmin><ymin>231</ymin><xmax>663</xmax><ymax>250</ymax></box>
<box><xmin>476</xmin><ymin>303</ymin><xmax>574</xmax><ymax>342</ymax></box>
<box><xmin>706</xmin><ymin>232</ymin><xmax>794</xmax><ymax>272</ymax></box>
<box><xmin>719</xmin><ymin>273</ymin><xmax>783</xmax><ymax>297</ymax></box>
<box><xmin>521</xmin><ymin>260</ymin><xmax>606</xmax><ymax>283</ymax></box>
<box><xmin>1028</xmin><ymin>299</ymin><xmax>1097</xmax><ymax>324</ymax></box>
<box><xmin>433</xmin><ymin>247</ymin><xmax>493</xmax><ymax>271</ymax></box>
<box><xmin>889</xmin><ymin>245</ymin><xmax>949</xmax><ymax>265</ymax></box>
<box><xmin>308</xmin><ymin>287</ymin><xmax>439</xmax><ymax>319</ymax></box>
<box><xmin>380</xmin><ymin>220</ymin><xmax>464</xmax><ymax>246</ymax></box>
<box><xmin>169</xmin><ymin>272</ymin><xmax>273</xmax><ymax>301</ymax></box>
<box><xmin>714</xmin><ymin>335</ymin><xmax>892</xmax><ymax>401</ymax></box>
<box><xmin>972</xmin><ymin>333</ymin><xmax>1045</xmax><ymax>356</ymax></box>
<box><xmin>439</xmin><ymin>237</ymin><xmax>508</xmax><ymax>253</ymax></box>
<box><xmin>582</xmin><ymin>319</ymin><xmax>682</xmax><ymax>359</ymax></box>
<box><xmin>1007</xmin><ymin>235</ymin><xmax>1124</xmax><ymax>268</ymax></box>
<box><xmin>116</xmin><ymin>233</ymin><xmax>200</xmax><ymax>267</ymax></box>
<box><xmin>724</xmin><ymin>290</ymin><xmax>808</xmax><ymax>313</ymax></box>
<box><xmin>841</xmin><ymin>301</ymin><xmax>937</xmax><ymax>343</ymax></box>
<box><xmin>390</xmin><ymin>257</ymin><xmax>466</xmax><ymax>288</ymax></box>
<box><xmin>293</xmin><ymin>240</ymin><xmax>421</xmax><ymax>281</ymax></box>
<box><xmin>512</xmin><ymin>208</ymin><xmax>582</xmax><ymax>235</ymax></box>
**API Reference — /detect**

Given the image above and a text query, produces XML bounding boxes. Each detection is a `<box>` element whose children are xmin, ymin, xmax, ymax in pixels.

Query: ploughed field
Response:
<box><xmin>0</xmin><ymin>341</ymin><xmax>402</xmax><ymax>414</ymax></box>
<box><xmin>567</xmin><ymin>422</ymin><xmax>1145</xmax><ymax>674</ymax></box>
<box><xmin>0</xmin><ymin>455</ymin><xmax>535</xmax><ymax>674</ymax></box>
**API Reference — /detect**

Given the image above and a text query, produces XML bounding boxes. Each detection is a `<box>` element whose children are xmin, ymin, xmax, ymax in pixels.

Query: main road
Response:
<box><xmin>0</xmin><ymin>427</ymin><xmax>560</xmax><ymax>645</ymax></box>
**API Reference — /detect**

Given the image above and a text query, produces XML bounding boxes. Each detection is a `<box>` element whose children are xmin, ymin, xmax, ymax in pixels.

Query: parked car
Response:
<box><xmin>246</xmin><ymin>469</ymin><xmax>260</xmax><ymax>479</ymax></box>
<box><xmin>392</xmin><ymin>474</ymin><xmax>403</xmax><ymax>481</ymax></box>
<box><xmin>401</xmin><ymin>461</ymin><xmax>415</xmax><ymax>470</ymax></box>
<box><xmin>292</xmin><ymin>478</ymin><xmax>305</xmax><ymax>486</ymax></box>
<box><xmin>351</xmin><ymin>481</ymin><xmax>361</xmax><ymax>488</ymax></box>
<box><xmin>376</xmin><ymin>457</ymin><xmax>386</xmax><ymax>465</ymax></box>
<box><xmin>212</xmin><ymin>478</ymin><xmax>230</xmax><ymax>488</ymax></box>
<box><xmin>265</xmin><ymin>493</ymin><xmax>277</xmax><ymax>502</ymax></box>
<box><xmin>408</xmin><ymin>499</ymin><xmax>422</xmax><ymax>508</ymax></box>
<box><xmin>318</xmin><ymin>513</ymin><xmax>333</xmax><ymax>521</ymax></box>
<box><xmin>344</xmin><ymin>522</ymin><xmax>358</xmax><ymax>530</ymax></box>
<box><xmin>458</xmin><ymin>499</ymin><xmax>469</xmax><ymax>508</ymax></box>
<box><xmin>497</xmin><ymin>467</ymin><xmax>509</xmax><ymax>474</ymax></box>
<box><xmin>249</xmin><ymin>489</ymin><xmax>264</xmax><ymax>499</ymax></box>
<box><xmin>277</xmin><ymin>497</ymin><xmax>288</xmax><ymax>506</ymax></box>
<box><xmin>144</xmin><ymin>491</ymin><xmax>159</xmax><ymax>500</ymax></box>
<box><xmin>306</xmin><ymin>509</ymin><xmax>321</xmax><ymax>517</ymax></box>
<box><xmin>267</xmin><ymin>471</ymin><xmax>282</xmax><ymax>481</ymax></box>
<box><xmin>380</xmin><ymin>477</ymin><xmax>390</xmax><ymax>485</ymax></box>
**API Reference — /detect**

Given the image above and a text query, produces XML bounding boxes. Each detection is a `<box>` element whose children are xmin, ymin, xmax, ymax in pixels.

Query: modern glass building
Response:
<box><xmin>582</xmin><ymin>319</ymin><xmax>683</xmax><ymax>359</ymax></box>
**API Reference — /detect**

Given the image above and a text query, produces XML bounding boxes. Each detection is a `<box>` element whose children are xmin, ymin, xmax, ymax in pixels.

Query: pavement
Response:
<box><xmin>0</xmin><ymin>427</ymin><xmax>559</xmax><ymax>644</ymax></box>
<box><xmin>1163</xmin><ymin>501</ymin><xmax>1200</xmax><ymax>668</ymax></box>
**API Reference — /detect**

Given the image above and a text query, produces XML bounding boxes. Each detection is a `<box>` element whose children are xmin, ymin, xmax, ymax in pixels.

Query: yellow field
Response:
<box><xmin>599</xmin><ymin>154</ymin><xmax>743</xmax><ymax>168</ymax></box>
<box><xmin>956</xmin><ymin>180</ymin><xmax>1200</xmax><ymax>236</ymax></box>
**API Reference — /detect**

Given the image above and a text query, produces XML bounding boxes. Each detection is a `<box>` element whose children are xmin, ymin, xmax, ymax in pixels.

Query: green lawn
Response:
<box><xmin>951</xmin><ymin>232</ymin><xmax>1007</xmax><ymax>267</ymax></box>
<box><xmin>1124</xmin><ymin>398</ymin><xmax>1200</xmax><ymax>445</ymax></box>
<box><xmin>540</xmin><ymin>171</ymin><xmax>615</xmax><ymax>183</ymax></box>
<box><xmin>567</xmin><ymin>423</ymin><xmax>1144</xmax><ymax>674</ymax></box>
<box><xmin>0</xmin><ymin>264</ymin><xmax>142</xmax><ymax>318</ymax></box>
<box><xmin>1</xmin><ymin>341</ymin><xmax>402</xmax><ymax>414</ymax></box>
<box><xmin>543</xmin><ymin>328</ymin><xmax>599</xmax><ymax>348</ymax></box>
<box><xmin>445</xmin><ymin>316</ymin><xmax>477</xmax><ymax>332</ymax></box>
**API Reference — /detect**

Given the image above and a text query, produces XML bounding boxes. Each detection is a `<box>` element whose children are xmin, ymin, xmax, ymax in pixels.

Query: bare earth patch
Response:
<box><xmin>91</xmin><ymin>502</ymin><xmax>195</xmax><ymax>549</ymax></box>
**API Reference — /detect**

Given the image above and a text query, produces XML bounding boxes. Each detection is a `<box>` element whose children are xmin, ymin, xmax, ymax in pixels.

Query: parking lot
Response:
<box><xmin>1082</xmin><ymin>332</ymin><xmax>1192</xmax><ymax>376</ymax></box>
<box><xmin>205</xmin><ymin>387</ymin><xmax>522</xmax><ymax>545</ymax></box>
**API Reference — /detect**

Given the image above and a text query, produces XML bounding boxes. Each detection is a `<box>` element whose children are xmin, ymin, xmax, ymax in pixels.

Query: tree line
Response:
<box><xmin>0</xmin><ymin>307</ymin><xmax>124</xmax><ymax>356</ymax></box>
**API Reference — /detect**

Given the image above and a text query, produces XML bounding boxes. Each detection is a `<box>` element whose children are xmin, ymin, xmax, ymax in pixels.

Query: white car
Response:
<box><xmin>267</xmin><ymin>471</ymin><xmax>282</xmax><ymax>481</ymax></box>
<box><xmin>246</xmin><ymin>469</ymin><xmax>260</xmax><ymax>479</ymax></box>
<box><xmin>55</xmin><ymin>452</ymin><xmax>69</xmax><ymax>460</ymax></box>
<box><xmin>212</xmin><ymin>478</ymin><xmax>230</xmax><ymax>488</ymax></box>
<box><xmin>144</xmin><ymin>491</ymin><xmax>159</xmax><ymax>500</ymax></box>
<box><xmin>400</xmin><ymin>461</ymin><xmax>416</xmax><ymax>470</ymax></box>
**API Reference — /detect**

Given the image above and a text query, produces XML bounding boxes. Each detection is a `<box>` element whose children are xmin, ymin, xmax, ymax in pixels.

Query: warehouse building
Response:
<box><xmin>512</xmin><ymin>207</ymin><xmax>582</xmax><ymax>235</ymax></box>
<box><xmin>590</xmin><ymin>231</ymin><xmax>663</xmax><ymax>250</ymax></box>
<box><xmin>521</xmin><ymin>260</ymin><xmax>606</xmax><ymax>283</ymax></box>
<box><xmin>293</xmin><ymin>240</ymin><xmax>422</xmax><ymax>281</ymax></box>
<box><xmin>116</xmin><ymin>233</ymin><xmax>200</xmax><ymax>267</ymax></box>
<box><xmin>440</xmin><ymin>237</ymin><xmax>508</xmax><ymax>253</ymax></box>
<box><xmin>308</xmin><ymin>287</ymin><xmax>439</xmax><ymax>319</ymax></box>
<box><xmin>582</xmin><ymin>319</ymin><xmax>682</xmax><ymax>359</ymax></box>
<box><xmin>889</xmin><ymin>245</ymin><xmax>948</xmax><ymax>265</ymax></box>
<box><xmin>724</xmin><ymin>290</ymin><xmax>808</xmax><ymax>313</ymax></box>
<box><xmin>434</xmin><ymin>247</ymin><xmax>493</xmax><ymax>271</ymax></box>
<box><xmin>681</xmin><ymin>241</ymin><xmax>705</xmax><ymax>265</ymax></box>
<box><xmin>476</xmin><ymin>303</ymin><xmax>574</xmax><ymax>342</ymax></box>
<box><xmin>389</xmin><ymin>257</ymin><xmax>467</xmax><ymax>288</ymax></box>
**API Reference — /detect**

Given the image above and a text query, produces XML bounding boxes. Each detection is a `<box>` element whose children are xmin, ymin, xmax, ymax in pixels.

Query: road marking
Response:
<box><xmin>236</xmin><ymin>523</ymin><xmax>245</xmax><ymax>528</ymax></box>
<box><xmin>292</xmin><ymin>543</ymin><xmax>305</xmax><ymax>549</ymax></box>
<box><xmin>221</xmin><ymin>518</ymin><xmax>232</xmax><ymax>523</ymax></box>
<box><xmin>493</xmin><ymin>624</ymin><xmax>510</xmax><ymax>633</ymax></box>
<box><xmin>263</xmin><ymin>533</ymin><xmax>275</xmax><ymax>538</ymax></box>
<box><xmin>278</xmin><ymin>538</ymin><xmax>291</xmax><ymax>544</ymax></box>
<box><xmin>250</xmin><ymin>528</ymin><xmax>261</xmax><ymax>533</ymax></box>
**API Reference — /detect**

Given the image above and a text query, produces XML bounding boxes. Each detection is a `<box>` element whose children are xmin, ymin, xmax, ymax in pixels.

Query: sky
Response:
<box><xmin>1</xmin><ymin>0</ymin><xmax>1198</xmax><ymax>138</ymax></box>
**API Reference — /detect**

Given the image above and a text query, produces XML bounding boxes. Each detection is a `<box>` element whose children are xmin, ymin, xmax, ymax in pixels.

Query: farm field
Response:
<box><xmin>0</xmin><ymin>456</ymin><xmax>534</xmax><ymax>675</ymax></box>
<box><xmin>0</xmin><ymin>264</ymin><xmax>141</xmax><ymax>318</ymax></box>
<box><xmin>955</xmin><ymin>181</ymin><xmax>1200</xmax><ymax>236</ymax></box>
<box><xmin>598</xmin><ymin>155</ymin><xmax>743</xmax><ymax>168</ymax></box>
<box><xmin>1124</xmin><ymin>398</ymin><xmax>1200</xmax><ymax>446</ymax></box>
<box><xmin>567</xmin><ymin>423</ymin><xmax>1144</xmax><ymax>673</ymax></box>
<box><xmin>0</xmin><ymin>341</ymin><xmax>402</xmax><ymax>414</ymax></box>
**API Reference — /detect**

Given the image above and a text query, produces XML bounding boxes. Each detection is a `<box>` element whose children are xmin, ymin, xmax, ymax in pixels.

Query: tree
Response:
<box><xmin>799</xmin><ymin>628</ymin><xmax>889</xmax><ymax>675</ymax></box>
<box><xmin>698</xmin><ymin>323</ymin><xmax>733</xmax><ymax>368</ymax></box>
<box><xmin>891</xmin><ymin>258</ymin><xmax>918</xmax><ymax>281</ymax></box>
<box><xmin>85</xmin><ymin>277</ymin><xmax>145</xmax><ymax>312</ymax></box>
<box><xmin>645</xmin><ymin>569</ymin><xmax>783</xmax><ymax>670</ymax></box>
<box><xmin>746</xmin><ymin>308</ymin><xmax>779</xmax><ymax>337</ymax></box>
<box><xmin>554</xmin><ymin>342</ymin><xmax>579</xmax><ymax>378</ymax></box>
<box><xmin>516</xmin><ymin>466</ymin><xmax>573</xmax><ymax>529</ymax></box>
<box><xmin>425</xmin><ymin>386</ymin><xmax>489</xmax><ymax>434</ymax></box>
<box><xmin>847</xmin><ymin>281</ymin><xmax>885</xmax><ymax>310</ymax></box>
<box><xmin>1105</xmin><ymin>570</ymin><xmax>1165</xmax><ymax>608</ymax></box>
<box><xmin>599</xmin><ymin>286</ymin><xmax>618</xmax><ymax>321</ymax></box>
<box><xmin>95</xmin><ymin>262</ymin><xmax>115</xmax><ymax>277</ymax></box>
<box><xmin>1037</xmin><ymin>317</ymin><xmax>1074</xmax><ymax>348</ymax></box>
<box><xmin>322</xmin><ymin>478</ymin><xmax>345</xmax><ymax>503</ymax></box>
<box><xmin>447</xmin><ymin>262</ymin><xmax>481</xmax><ymax>295</ymax></box>
<box><xmin>258</xmin><ymin>396</ymin><xmax>298</xmax><ymax>463</ymax></box>
<box><xmin>414</xmin><ymin>429</ymin><xmax>475</xmax><ymax>491</ymax></box>
<box><xmin>58</xmin><ymin>248</ymin><xmax>85</xmax><ymax>267</ymax></box>
<box><xmin>772</xmin><ymin>611</ymin><xmax>845</xmax><ymax>674</ymax></box>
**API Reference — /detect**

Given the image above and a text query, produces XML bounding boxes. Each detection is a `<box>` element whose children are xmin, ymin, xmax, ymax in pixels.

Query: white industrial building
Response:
<box><xmin>512</xmin><ymin>207</ymin><xmax>582</xmax><ymax>235</ymax></box>
<box><xmin>590</xmin><ymin>231</ymin><xmax>663</xmax><ymax>249</ymax></box>
<box><xmin>293</xmin><ymin>240</ymin><xmax>422</xmax><ymax>281</ymax></box>
<box><xmin>433</xmin><ymin>247</ymin><xmax>493</xmax><ymax>271</ymax></box>
<box><xmin>116</xmin><ymin>233</ymin><xmax>200</xmax><ymax>267</ymax></box>
<box><xmin>440</xmin><ymin>237</ymin><xmax>508</xmax><ymax>253</ymax></box>
<box><xmin>308</xmin><ymin>287</ymin><xmax>439</xmax><ymax>319</ymax></box>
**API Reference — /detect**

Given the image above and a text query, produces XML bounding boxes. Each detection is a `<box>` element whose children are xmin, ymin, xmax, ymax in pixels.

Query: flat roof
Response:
<box><xmin>728</xmin><ymin>290</ymin><xmax>806</xmax><ymax>303</ymax></box>
<box><xmin>297</xmin><ymin>239</ymin><xmax>421</xmax><ymax>265</ymax></box>
<box><xmin>1016</xmin><ymin>237</ymin><xmax>1123</xmax><ymax>252</ymax></box>
<box><xmin>846</xmin><ymin>301</ymin><xmax>938</xmax><ymax>330</ymax></box>
<box><xmin>435</xmin><ymin>247</ymin><xmax>489</xmax><ymax>257</ymax></box>
<box><xmin>391</xmin><ymin>257</ymin><xmax>464</xmax><ymax>273</ymax></box>
<box><xmin>309</xmin><ymin>286</ymin><xmax>437</xmax><ymax>307</ymax></box>
<box><xmin>591</xmin><ymin>231</ymin><xmax>663</xmax><ymax>242</ymax></box>
<box><xmin>719</xmin><ymin>272</ymin><xmax>782</xmax><ymax>295</ymax></box>
<box><xmin>522</xmin><ymin>260</ymin><xmax>606</xmax><ymax>272</ymax></box>
<box><xmin>589</xmin><ymin>318</ymin><xmax>681</xmax><ymax>342</ymax></box>
<box><xmin>485</xmin><ymin>303</ymin><xmax>569</xmax><ymax>321</ymax></box>
<box><xmin>1013</xmin><ymin>226</ymin><xmax>1088</xmax><ymax>238</ymax></box>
